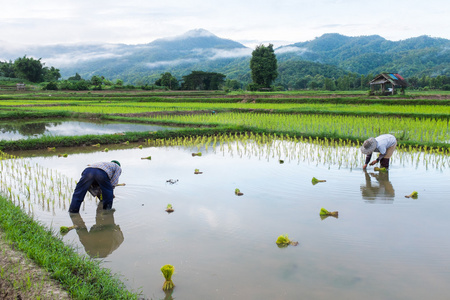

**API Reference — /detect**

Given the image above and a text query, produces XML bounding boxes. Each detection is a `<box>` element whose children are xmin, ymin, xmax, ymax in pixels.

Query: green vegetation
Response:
<box><xmin>312</xmin><ymin>177</ymin><xmax>326</xmax><ymax>185</ymax></box>
<box><xmin>405</xmin><ymin>191</ymin><xmax>419</xmax><ymax>199</ymax></box>
<box><xmin>276</xmin><ymin>234</ymin><xmax>291</xmax><ymax>246</ymax></box>
<box><xmin>250</xmin><ymin>44</ymin><xmax>278</xmax><ymax>90</ymax></box>
<box><xmin>319</xmin><ymin>208</ymin><xmax>338</xmax><ymax>217</ymax></box>
<box><xmin>160</xmin><ymin>265</ymin><xmax>175</xmax><ymax>291</ymax></box>
<box><xmin>0</xmin><ymin>195</ymin><xmax>139</xmax><ymax>299</ymax></box>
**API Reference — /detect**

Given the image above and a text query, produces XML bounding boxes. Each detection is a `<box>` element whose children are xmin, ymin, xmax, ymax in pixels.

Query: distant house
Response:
<box><xmin>16</xmin><ymin>83</ymin><xmax>26</xmax><ymax>91</ymax></box>
<box><xmin>369</xmin><ymin>73</ymin><xmax>408</xmax><ymax>95</ymax></box>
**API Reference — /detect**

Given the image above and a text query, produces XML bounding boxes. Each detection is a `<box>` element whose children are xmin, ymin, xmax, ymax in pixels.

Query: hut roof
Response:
<box><xmin>370</xmin><ymin>73</ymin><xmax>408</xmax><ymax>87</ymax></box>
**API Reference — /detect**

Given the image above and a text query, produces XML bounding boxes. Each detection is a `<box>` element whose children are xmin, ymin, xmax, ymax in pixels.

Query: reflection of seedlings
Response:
<box><xmin>165</xmin><ymin>204</ymin><xmax>174</xmax><ymax>213</ymax></box>
<box><xmin>166</xmin><ymin>179</ymin><xmax>179</xmax><ymax>185</ymax></box>
<box><xmin>60</xmin><ymin>225</ymin><xmax>76</xmax><ymax>235</ymax></box>
<box><xmin>374</xmin><ymin>167</ymin><xmax>387</xmax><ymax>172</ymax></box>
<box><xmin>311</xmin><ymin>177</ymin><xmax>326</xmax><ymax>185</ymax></box>
<box><xmin>92</xmin><ymin>143</ymin><xmax>100</xmax><ymax>147</ymax></box>
<box><xmin>275</xmin><ymin>234</ymin><xmax>298</xmax><ymax>248</ymax></box>
<box><xmin>194</xmin><ymin>168</ymin><xmax>203</xmax><ymax>174</ymax></box>
<box><xmin>192</xmin><ymin>152</ymin><xmax>202</xmax><ymax>157</ymax></box>
<box><xmin>141</xmin><ymin>156</ymin><xmax>152</xmax><ymax>160</ymax></box>
<box><xmin>405</xmin><ymin>191</ymin><xmax>418</xmax><ymax>199</ymax></box>
<box><xmin>319</xmin><ymin>208</ymin><xmax>338</xmax><ymax>218</ymax></box>
<box><xmin>235</xmin><ymin>188</ymin><xmax>243</xmax><ymax>196</ymax></box>
<box><xmin>161</xmin><ymin>264</ymin><xmax>175</xmax><ymax>291</ymax></box>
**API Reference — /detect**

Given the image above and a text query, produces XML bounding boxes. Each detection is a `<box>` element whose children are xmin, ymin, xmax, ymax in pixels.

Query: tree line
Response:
<box><xmin>2</xmin><ymin>51</ymin><xmax>450</xmax><ymax>92</ymax></box>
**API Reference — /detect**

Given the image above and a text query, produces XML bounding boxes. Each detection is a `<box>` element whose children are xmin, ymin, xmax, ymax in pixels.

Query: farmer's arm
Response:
<box><xmin>363</xmin><ymin>153</ymin><xmax>372</xmax><ymax>169</ymax></box>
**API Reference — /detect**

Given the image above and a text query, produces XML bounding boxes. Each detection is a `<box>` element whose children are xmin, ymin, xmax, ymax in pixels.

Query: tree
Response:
<box><xmin>155</xmin><ymin>72</ymin><xmax>178</xmax><ymax>90</ymax></box>
<box><xmin>181</xmin><ymin>71</ymin><xmax>226</xmax><ymax>90</ymax></box>
<box><xmin>68</xmin><ymin>73</ymin><xmax>82</xmax><ymax>81</ymax></box>
<box><xmin>13</xmin><ymin>56</ymin><xmax>44</xmax><ymax>82</ymax></box>
<box><xmin>0</xmin><ymin>60</ymin><xmax>16</xmax><ymax>78</ymax></box>
<box><xmin>43</xmin><ymin>66</ymin><xmax>61</xmax><ymax>82</ymax></box>
<box><xmin>250</xmin><ymin>44</ymin><xmax>278</xmax><ymax>89</ymax></box>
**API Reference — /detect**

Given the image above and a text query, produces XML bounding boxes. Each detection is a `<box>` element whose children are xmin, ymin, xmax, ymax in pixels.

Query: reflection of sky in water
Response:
<box><xmin>11</xmin><ymin>142</ymin><xmax>450</xmax><ymax>300</ymax></box>
<box><xmin>0</xmin><ymin>120</ymin><xmax>179</xmax><ymax>140</ymax></box>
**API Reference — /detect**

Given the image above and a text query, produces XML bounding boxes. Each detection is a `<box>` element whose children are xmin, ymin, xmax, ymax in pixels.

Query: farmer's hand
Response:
<box><xmin>363</xmin><ymin>164</ymin><xmax>368</xmax><ymax>170</ymax></box>
<box><xmin>369</xmin><ymin>160</ymin><xmax>377</xmax><ymax>166</ymax></box>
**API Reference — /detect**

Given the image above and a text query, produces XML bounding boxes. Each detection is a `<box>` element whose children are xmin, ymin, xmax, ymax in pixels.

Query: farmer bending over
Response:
<box><xmin>361</xmin><ymin>134</ymin><xmax>397</xmax><ymax>170</ymax></box>
<box><xmin>69</xmin><ymin>160</ymin><xmax>122</xmax><ymax>213</ymax></box>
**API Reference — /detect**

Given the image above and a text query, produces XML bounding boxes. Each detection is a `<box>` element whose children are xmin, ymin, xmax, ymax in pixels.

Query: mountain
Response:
<box><xmin>276</xmin><ymin>33</ymin><xmax>450</xmax><ymax>77</ymax></box>
<box><xmin>1</xmin><ymin>30</ymin><xmax>450</xmax><ymax>86</ymax></box>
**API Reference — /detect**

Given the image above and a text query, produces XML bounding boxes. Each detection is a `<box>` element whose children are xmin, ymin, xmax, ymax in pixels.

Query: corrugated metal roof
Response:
<box><xmin>369</xmin><ymin>73</ymin><xmax>408</xmax><ymax>87</ymax></box>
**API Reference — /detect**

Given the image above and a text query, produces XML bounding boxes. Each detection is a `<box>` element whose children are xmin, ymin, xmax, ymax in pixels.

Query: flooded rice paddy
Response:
<box><xmin>0</xmin><ymin>119</ymin><xmax>179</xmax><ymax>140</ymax></box>
<box><xmin>2</xmin><ymin>140</ymin><xmax>450</xmax><ymax>300</ymax></box>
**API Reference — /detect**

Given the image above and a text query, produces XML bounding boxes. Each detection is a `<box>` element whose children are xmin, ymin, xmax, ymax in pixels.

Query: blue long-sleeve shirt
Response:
<box><xmin>365</xmin><ymin>134</ymin><xmax>397</xmax><ymax>164</ymax></box>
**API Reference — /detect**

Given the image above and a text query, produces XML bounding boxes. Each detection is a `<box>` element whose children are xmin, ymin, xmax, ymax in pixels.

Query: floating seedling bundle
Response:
<box><xmin>161</xmin><ymin>264</ymin><xmax>175</xmax><ymax>291</ymax></box>
<box><xmin>275</xmin><ymin>234</ymin><xmax>298</xmax><ymax>248</ymax></box>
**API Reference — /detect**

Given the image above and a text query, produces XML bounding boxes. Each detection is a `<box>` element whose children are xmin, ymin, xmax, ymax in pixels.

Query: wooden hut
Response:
<box><xmin>369</xmin><ymin>73</ymin><xmax>408</xmax><ymax>95</ymax></box>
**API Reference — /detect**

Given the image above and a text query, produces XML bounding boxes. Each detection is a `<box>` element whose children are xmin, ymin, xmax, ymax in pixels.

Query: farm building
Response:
<box><xmin>369</xmin><ymin>73</ymin><xmax>408</xmax><ymax>95</ymax></box>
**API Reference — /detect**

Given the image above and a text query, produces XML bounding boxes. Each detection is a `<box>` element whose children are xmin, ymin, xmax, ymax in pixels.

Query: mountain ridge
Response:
<box><xmin>1</xmin><ymin>29</ymin><xmax>449</xmax><ymax>86</ymax></box>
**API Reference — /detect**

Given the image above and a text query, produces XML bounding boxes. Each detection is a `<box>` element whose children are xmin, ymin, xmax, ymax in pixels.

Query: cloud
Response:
<box><xmin>44</xmin><ymin>51</ymin><xmax>129</xmax><ymax>67</ymax></box>
<box><xmin>145</xmin><ymin>58</ymin><xmax>200</xmax><ymax>69</ymax></box>
<box><xmin>208</xmin><ymin>48</ymin><xmax>252</xmax><ymax>59</ymax></box>
<box><xmin>275</xmin><ymin>46</ymin><xmax>309</xmax><ymax>55</ymax></box>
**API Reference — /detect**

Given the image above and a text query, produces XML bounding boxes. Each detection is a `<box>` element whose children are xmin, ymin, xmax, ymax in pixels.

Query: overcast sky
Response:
<box><xmin>1</xmin><ymin>0</ymin><xmax>449</xmax><ymax>49</ymax></box>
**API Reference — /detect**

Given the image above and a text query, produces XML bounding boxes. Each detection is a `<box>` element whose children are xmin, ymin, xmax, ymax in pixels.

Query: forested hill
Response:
<box><xmin>1</xmin><ymin>30</ymin><xmax>449</xmax><ymax>85</ymax></box>
<box><xmin>276</xmin><ymin>33</ymin><xmax>450</xmax><ymax>77</ymax></box>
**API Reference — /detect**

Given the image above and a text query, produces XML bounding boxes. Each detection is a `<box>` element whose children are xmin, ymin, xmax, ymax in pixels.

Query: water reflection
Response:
<box><xmin>0</xmin><ymin>119</ymin><xmax>181</xmax><ymax>140</ymax></box>
<box><xmin>0</xmin><ymin>121</ymin><xmax>62</xmax><ymax>136</ymax></box>
<box><xmin>69</xmin><ymin>203</ymin><xmax>124</xmax><ymax>258</ymax></box>
<box><xmin>360</xmin><ymin>170</ymin><xmax>395</xmax><ymax>202</ymax></box>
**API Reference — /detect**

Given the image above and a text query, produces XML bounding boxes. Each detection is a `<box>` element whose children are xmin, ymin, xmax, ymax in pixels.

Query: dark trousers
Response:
<box><xmin>380</xmin><ymin>158</ymin><xmax>390</xmax><ymax>168</ymax></box>
<box><xmin>69</xmin><ymin>168</ymin><xmax>114</xmax><ymax>213</ymax></box>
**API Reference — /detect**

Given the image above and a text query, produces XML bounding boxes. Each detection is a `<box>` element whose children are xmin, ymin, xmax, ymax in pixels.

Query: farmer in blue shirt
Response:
<box><xmin>361</xmin><ymin>134</ymin><xmax>397</xmax><ymax>170</ymax></box>
<box><xmin>69</xmin><ymin>160</ymin><xmax>122</xmax><ymax>213</ymax></box>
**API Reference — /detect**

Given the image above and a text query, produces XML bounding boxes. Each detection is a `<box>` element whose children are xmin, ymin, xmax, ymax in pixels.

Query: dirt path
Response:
<box><xmin>0</xmin><ymin>230</ymin><xmax>71</xmax><ymax>300</ymax></box>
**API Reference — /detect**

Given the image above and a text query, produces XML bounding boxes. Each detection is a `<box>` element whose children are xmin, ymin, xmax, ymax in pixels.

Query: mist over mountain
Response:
<box><xmin>1</xmin><ymin>29</ymin><xmax>449</xmax><ymax>86</ymax></box>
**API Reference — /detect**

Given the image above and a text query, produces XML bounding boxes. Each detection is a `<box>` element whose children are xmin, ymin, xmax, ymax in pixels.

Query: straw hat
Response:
<box><xmin>360</xmin><ymin>137</ymin><xmax>377</xmax><ymax>155</ymax></box>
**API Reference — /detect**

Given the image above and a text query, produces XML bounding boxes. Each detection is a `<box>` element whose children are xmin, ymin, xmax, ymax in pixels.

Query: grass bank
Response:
<box><xmin>0</xmin><ymin>195</ymin><xmax>140</xmax><ymax>299</ymax></box>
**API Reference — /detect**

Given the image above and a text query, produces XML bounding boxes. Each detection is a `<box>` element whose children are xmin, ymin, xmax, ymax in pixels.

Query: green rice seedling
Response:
<box><xmin>312</xmin><ymin>177</ymin><xmax>326</xmax><ymax>185</ymax></box>
<box><xmin>194</xmin><ymin>168</ymin><xmax>202</xmax><ymax>174</ymax></box>
<box><xmin>161</xmin><ymin>265</ymin><xmax>175</xmax><ymax>291</ymax></box>
<box><xmin>319</xmin><ymin>207</ymin><xmax>338</xmax><ymax>218</ymax></box>
<box><xmin>405</xmin><ymin>191</ymin><xmax>418</xmax><ymax>199</ymax></box>
<box><xmin>235</xmin><ymin>188</ymin><xmax>243</xmax><ymax>196</ymax></box>
<box><xmin>103</xmin><ymin>148</ymin><xmax>109</xmax><ymax>152</ymax></box>
<box><xmin>141</xmin><ymin>156</ymin><xmax>151</xmax><ymax>160</ymax></box>
<box><xmin>191</xmin><ymin>152</ymin><xmax>202</xmax><ymax>156</ymax></box>
<box><xmin>275</xmin><ymin>234</ymin><xmax>298</xmax><ymax>247</ymax></box>
<box><xmin>60</xmin><ymin>225</ymin><xmax>76</xmax><ymax>235</ymax></box>
<box><xmin>138</xmin><ymin>145</ymin><xmax>143</xmax><ymax>149</ymax></box>
<box><xmin>165</xmin><ymin>204</ymin><xmax>174</xmax><ymax>213</ymax></box>
<box><xmin>374</xmin><ymin>167</ymin><xmax>387</xmax><ymax>172</ymax></box>
<box><xmin>92</xmin><ymin>143</ymin><xmax>100</xmax><ymax>147</ymax></box>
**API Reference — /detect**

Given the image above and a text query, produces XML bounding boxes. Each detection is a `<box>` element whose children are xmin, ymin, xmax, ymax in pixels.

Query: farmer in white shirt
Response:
<box><xmin>361</xmin><ymin>134</ymin><xmax>397</xmax><ymax>170</ymax></box>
